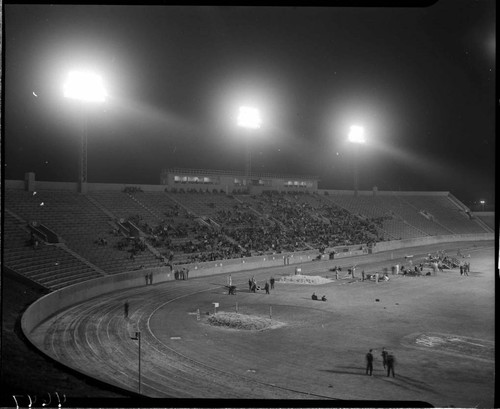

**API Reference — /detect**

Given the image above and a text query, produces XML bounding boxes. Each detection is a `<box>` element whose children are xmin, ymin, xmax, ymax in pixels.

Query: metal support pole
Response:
<box><xmin>81</xmin><ymin>112</ymin><xmax>88</xmax><ymax>183</ymax></box>
<box><xmin>138</xmin><ymin>331</ymin><xmax>141</xmax><ymax>394</ymax></box>
<box><xmin>245</xmin><ymin>134</ymin><xmax>251</xmax><ymax>190</ymax></box>
<box><xmin>131</xmin><ymin>331</ymin><xmax>141</xmax><ymax>394</ymax></box>
<box><xmin>79</xmin><ymin>102</ymin><xmax>88</xmax><ymax>194</ymax></box>
<box><xmin>353</xmin><ymin>144</ymin><xmax>359</xmax><ymax>197</ymax></box>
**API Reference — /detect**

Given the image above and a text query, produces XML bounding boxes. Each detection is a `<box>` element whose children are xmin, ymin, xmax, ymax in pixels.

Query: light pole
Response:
<box><xmin>131</xmin><ymin>331</ymin><xmax>141</xmax><ymax>394</ymax></box>
<box><xmin>63</xmin><ymin>70</ymin><xmax>107</xmax><ymax>193</ymax></box>
<box><xmin>237</xmin><ymin>106</ymin><xmax>261</xmax><ymax>191</ymax></box>
<box><xmin>347</xmin><ymin>125</ymin><xmax>366</xmax><ymax>196</ymax></box>
<box><xmin>480</xmin><ymin>200</ymin><xmax>485</xmax><ymax>211</ymax></box>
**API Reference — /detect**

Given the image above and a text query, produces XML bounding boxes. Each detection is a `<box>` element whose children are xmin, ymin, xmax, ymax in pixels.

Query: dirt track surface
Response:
<box><xmin>28</xmin><ymin>241</ymin><xmax>495</xmax><ymax>406</ymax></box>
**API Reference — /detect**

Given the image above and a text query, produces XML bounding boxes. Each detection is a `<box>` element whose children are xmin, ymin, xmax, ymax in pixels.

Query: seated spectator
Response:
<box><xmin>311</xmin><ymin>292</ymin><xmax>318</xmax><ymax>300</ymax></box>
<box><xmin>321</xmin><ymin>295</ymin><xmax>327</xmax><ymax>302</ymax></box>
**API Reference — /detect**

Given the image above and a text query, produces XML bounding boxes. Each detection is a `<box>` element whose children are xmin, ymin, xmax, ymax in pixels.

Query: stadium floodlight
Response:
<box><xmin>348</xmin><ymin>125</ymin><xmax>366</xmax><ymax>144</ymax></box>
<box><xmin>237</xmin><ymin>106</ymin><xmax>261</xmax><ymax>129</ymax></box>
<box><xmin>63</xmin><ymin>71</ymin><xmax>107</xmax><ymax>103</ymax></box>
<box><xmin>63</xmin><ymin>70</ymin><xmax>106</xmax><ymax>192</ymax></box>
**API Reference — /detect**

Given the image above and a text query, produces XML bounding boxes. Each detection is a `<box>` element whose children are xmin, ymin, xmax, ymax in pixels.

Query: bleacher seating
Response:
<box><xmin>400</xmin><ymin>195</ymin><xmax>487</xmax><ymax>234</ymax></box>
<box><xmin>4</xmin><ymin>186</ymin><xmax>491</xmax><ymax>292</ymax></box>
<box><xmin>5</xmin><ymin>190</ymin><xmax>163</xmax><ymax>276</ymax></box>
<box><xmin>475</xmin><ymin>214</ymin><xmax>494</xmax><ymax>231</ymax></box>
<box><xmin>3</xmin><ymin>212</ymin><xmax>103</xmax><ymax>290</ymax></box>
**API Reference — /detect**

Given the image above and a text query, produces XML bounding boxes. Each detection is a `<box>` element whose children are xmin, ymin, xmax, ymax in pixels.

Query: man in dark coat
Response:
<box><xmin>366</xmin><ymin>349</ymin><xmax>374</xmax><ymax>376</ymax></box>
<box><xmin>264</xmin><ymin>281</ymin><xmax>270</xmax><ymax>294</ymax></box>
<box><xmin>386</xmin><ymin>353</ymin><xmax>395</xmax><ymax>377</ymax></box>
<box><xmin>381</xmin><ymin>347</ymin><xmax>388</xmax><ymax>369</ymax></box>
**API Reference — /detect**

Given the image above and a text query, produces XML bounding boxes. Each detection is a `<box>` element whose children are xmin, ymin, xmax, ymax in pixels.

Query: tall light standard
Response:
<box><xmin>131</xmin><ymin>331</ymin><xmax>141</xmax><ymax>394</ymax></box>
<box><xmin>347</xmin><ymin>125</ymin><xmax>366</xmax><ymax>196</ymax></box>
<box><xmin>237</xmin><ymin>106</ymin><xmax>261</xmax><ymax>191</ymax></box>
<box><xmin>63</xmin><ymin>70</ymin><xmax>107</xmax><ymax>193</ymax></box>
<box><xmin>480</xmin><ymin>200</ymin><xmax>486</xmax><ymax>211</ymax></box>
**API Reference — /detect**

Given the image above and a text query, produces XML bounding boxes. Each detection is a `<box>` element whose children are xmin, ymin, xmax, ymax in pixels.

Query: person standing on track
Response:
<box><xmin>124</xmin><ymin>300</ymin><xmax>129</xmax><ymax>318</ymax></box>
<box><xmin>381</xmin><ymin>347</ymin><xmax>388</xmax><ymax>369</ymax></box>
<box><xmin>386</xmin><ymin>353</ymin><xmax>395</xmax><ymax>377</ymax></box>
<box><xmin>264</xmin><ymin>280</ymin><xmax>270</xmax><ymax>294</ymax></box>
<box><xmin>366</xmin><ymin>349</ymin><xmax>374</xmax><ymax>376</ymax></box>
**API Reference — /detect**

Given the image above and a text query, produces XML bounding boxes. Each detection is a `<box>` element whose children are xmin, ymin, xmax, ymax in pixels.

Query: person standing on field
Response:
<box><xmin>386</xmin><ymin>353</ymin><xmax>395</xmax><ymax>377</ymax></box>
<box><xmin>366</xmin><ymin>349</ymin><xmax>374</xmax><ymax>376</ymax></box>
<box><xmin>381</xmin><ymin>347</ymin><xmax>388</xmax><ymax>369</ymax></box>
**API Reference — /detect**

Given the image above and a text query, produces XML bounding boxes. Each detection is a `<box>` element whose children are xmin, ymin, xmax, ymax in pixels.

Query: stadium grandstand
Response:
<box><xmin>4</xmin><ymin>170</ymin><xmax>492</xmax><ymax>290</ymax></box>
<box><xmin>2</xmin><ymin>170</ymin><xmax>494</xmax><ymax>405</ymax></box>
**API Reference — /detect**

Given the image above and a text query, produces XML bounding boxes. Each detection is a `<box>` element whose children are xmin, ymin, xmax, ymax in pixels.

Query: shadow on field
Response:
<box><xmin>381</xmin><ymin>373</ymin><xmax>437</xmax><ymax>394</ymax></box>
<box><xmin>321</xmin><ymin>368</ymin><xmax>437</xmax><ymax>394</ymax></box>
<box><xmin>321</xmin><ymin>367</ymin><xmax>367</xmax><ymax>376</ymax></box>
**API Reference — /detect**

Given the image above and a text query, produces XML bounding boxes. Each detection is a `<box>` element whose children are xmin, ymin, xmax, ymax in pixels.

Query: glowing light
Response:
<box><xmin>63</xmin><ymin>71</ymin><xmax>107</xmax><ymax>103</ymax></box>
<box><xmin>237</xmin><ymin>106</ymin><xmax>261</xmax><ymax>129</ymax></box>
<box><xmin>348</xmin><ymin>125</ymin><xmax>366</xmax><ymax>144</ymax></box>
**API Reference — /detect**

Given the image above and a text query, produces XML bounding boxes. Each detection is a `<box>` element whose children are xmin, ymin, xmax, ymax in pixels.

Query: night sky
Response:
<box><xmin>3</xmin><ymin>1</ymin><xmax>496</xmax><ymax>206</ymax></box>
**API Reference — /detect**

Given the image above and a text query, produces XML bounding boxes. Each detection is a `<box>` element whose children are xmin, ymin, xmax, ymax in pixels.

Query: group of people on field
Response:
<box><xmin>366</xmin><ymin>348</ymin><xmax>395</xmax><ymax>377</ymax></box>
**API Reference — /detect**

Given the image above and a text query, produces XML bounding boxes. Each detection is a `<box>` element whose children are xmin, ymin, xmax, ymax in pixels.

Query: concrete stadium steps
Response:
<box><xmin>403</xmin><ymin>195</ymin><xmax>488</xmax><ymax>234</ymax></box>
<box><xmin>32</xmin><ymin>282</ymin><xmax>318</xmax><ymax>399</ymax></box>
<box><xmin>4</xmin><ymin>189</ymin><xmax>141</xmax><ymax>273</ymax></box>
<box><xmin>3</xmin><ymin>213</ymin><xmax>33</xmax><ymax>248</ymax></box>
<box><xmin>322</xmin><ymin>194</ymin><xmax>429</xmax><ymax>240</ymax></box>
<box><xmin>476</xmin><ymin>214</ymin><xmax>494</xmax><ymax>230</ymax></box>
<box><xmin>4</xmin><ymin>213</ymin><xmax>103</xmax><ymax>290</ymax></box>
<box><xmin>287</xmin><ymin>192</ymin><xmax>326</xmax><ymax>209</ymax></box>
<box><xmin>167</xmin><ymin>192</ymin><xmax>240</xmax><ymax>218</ymax></box>
<box><xmin>88</xmin><ymin>191</ymin><xmax>160</xmax><ymax>226</ymax></box>
<box><xmin>373</xmin><ymin>195</ymin><xmax>452</xmax><ymax>236</ymax></box>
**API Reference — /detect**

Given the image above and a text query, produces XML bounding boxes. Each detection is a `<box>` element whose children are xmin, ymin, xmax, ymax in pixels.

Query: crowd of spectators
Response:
<box><xmin>121</xmin><ymin>191</ymin><xmax>390</xmax><ymax>265</ymax></box>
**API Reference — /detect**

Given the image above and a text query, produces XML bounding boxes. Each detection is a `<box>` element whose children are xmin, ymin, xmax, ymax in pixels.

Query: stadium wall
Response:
<box><xmin>318</xmin><ymin>189</ymin><xmax>450</xmax><ymax>196</ymax></box>
<box><xmin>371</xmin><ymin>233</ymin><xmax>493</xmax><ymax>253</ymax></box>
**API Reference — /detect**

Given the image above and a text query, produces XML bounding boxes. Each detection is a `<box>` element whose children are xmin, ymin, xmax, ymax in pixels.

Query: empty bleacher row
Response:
<box><xmin>4</xmin><ymin>187</ymin><xmax>490</xmax><ymax>291</ymax></box>
<box><xmin>3</xmin><ymin>212</ymin><xmax>103</xmax><ymax>290</ymax></box>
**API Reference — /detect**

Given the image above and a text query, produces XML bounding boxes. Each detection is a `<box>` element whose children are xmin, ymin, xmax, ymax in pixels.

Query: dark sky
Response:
<box><xmin>3</xmin><ymin>1</ymin><xmax>495</xmax><ymax>206</ymax></box>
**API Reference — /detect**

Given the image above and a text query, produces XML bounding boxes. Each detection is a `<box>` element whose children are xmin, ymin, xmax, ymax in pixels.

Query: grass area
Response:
<box><xmin>207</xmin><ymin>311</ymin><xmax>285</xmax><ymax>331</ymax></box>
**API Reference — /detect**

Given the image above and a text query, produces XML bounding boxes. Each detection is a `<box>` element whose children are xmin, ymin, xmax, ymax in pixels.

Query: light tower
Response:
<box><xmin>348</xmin><ymin>125</ymin><xmax>366</xmax><ymax>196</ymax></box>
<box><xmin>237</xmin><ymin>106</ymin><xmax>261</xmax><ymax>191</ymax></box>
<box><xmin>63</xmin><ymin>70</ymin><xmax>107</xmax><ymax>193</ymax></box>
